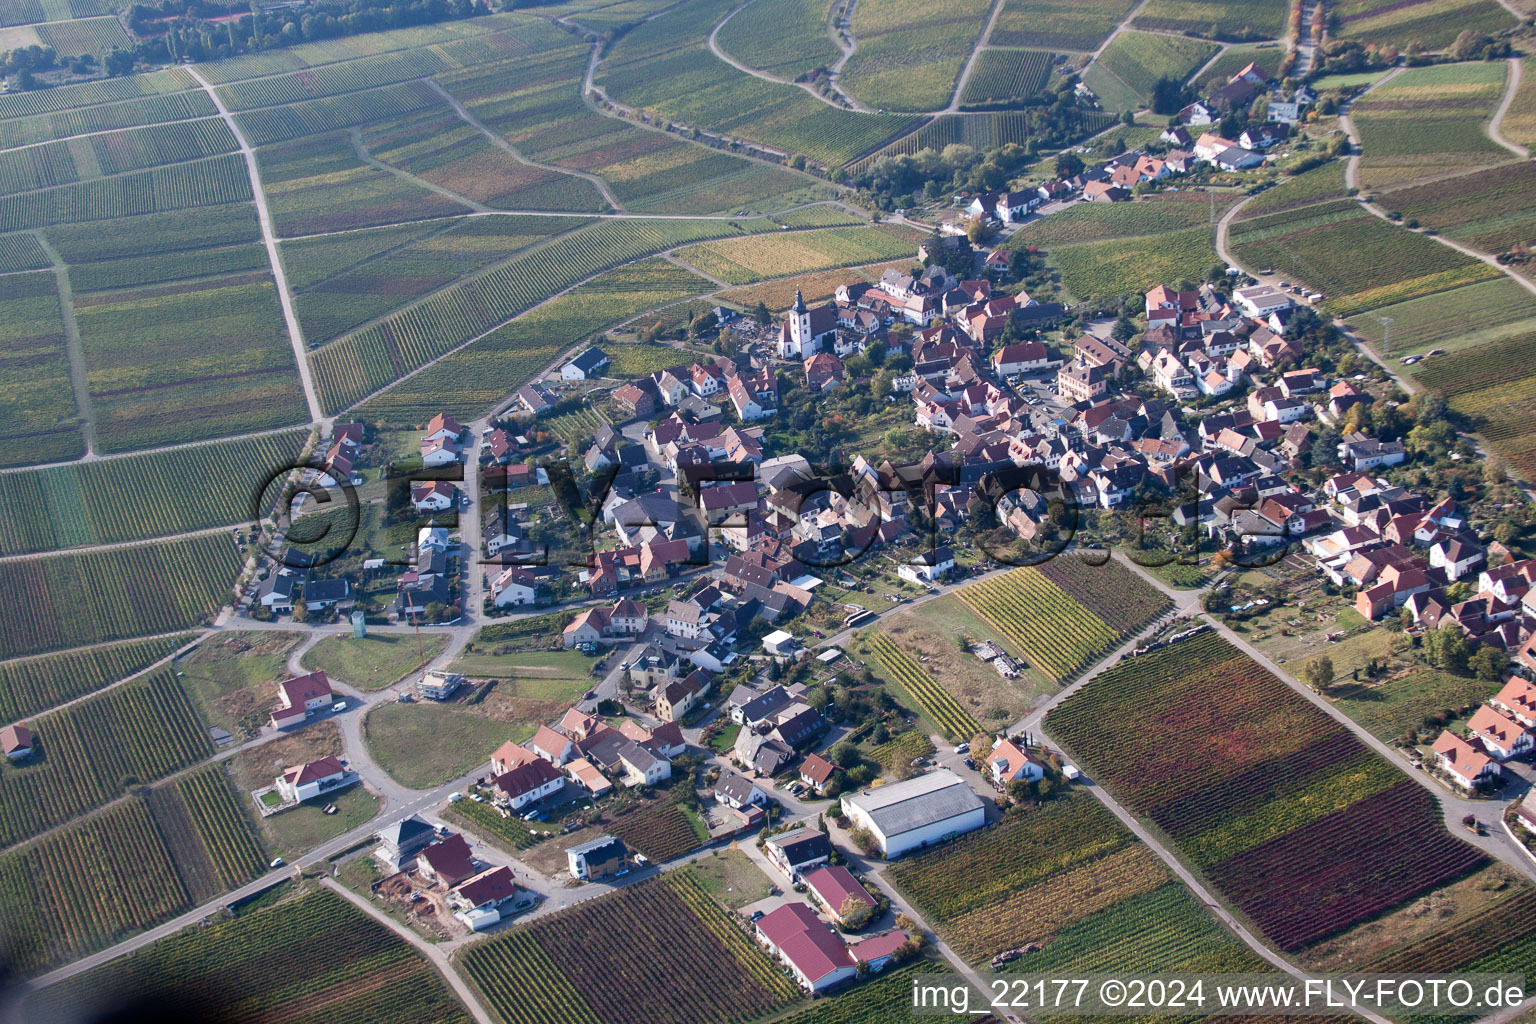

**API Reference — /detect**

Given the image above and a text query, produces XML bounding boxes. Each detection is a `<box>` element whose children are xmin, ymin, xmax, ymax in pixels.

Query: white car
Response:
<box><xmin>953</xmin><ymin>743</ymin><xmax>970</xmax><ymax>755</ymax></box>
<box><xmin>332</xmin><ymin>701</ymin><xmax>348</xmax><ymax>713</ymax></box>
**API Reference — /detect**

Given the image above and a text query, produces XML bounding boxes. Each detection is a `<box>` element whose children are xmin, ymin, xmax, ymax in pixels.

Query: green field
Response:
<box><xmin>1331</xmin><ymin>0</ymin><xmax>1514</xmax><ymax>50</ymax></box>
<box><xmin>1227</xmin><ymin>199</ymin><xmax>1497</xmax><ymax>314</ymax></box>
<box><xmin>302</xmin><ymin>632</ymin><xmax>451</xmax><ymax>689</ymax></box>
<box><xmin>992</xmin><ymin>0</ymin><xmax>1136</xmax><ymax>50</ymax></box>
<box><xmin>1411</xmin><ymin>330</ymin><xmax>1536</xmax><ymax>480</ymax></box>
<box><xmin>364</xmin><ymin>701</ymin><xmax>511</xmax><ymax>788</ymax></box>
<box><xmin>960</xmin><ymin>49</ymin><xmax>1062</xmax><ymax>107</ymax></box>
<box><xmin>715</xmin><ymin>0</ymin><xmax>841</xmax><ymax>80</ymax></box>
<box><xmin>1193</xmin><ymin>42</ymin><xmax>1284</xmax><ymax>92</ymax></box>
<box><xmin>1013</xmin><ymin>191</ymin><xmax>1236</xmax><ymax>245</ymax></box>
<box><xmin>0</xmin><ymin>429</ymin><xmax>310</xmax><ymax>555</ymax></box>
<box><xmin>312</xmin><ymin>221</ymin><xmax>733</xmax><ymax>412</ymax></box>
<box><xmin>1134</xmin><ymin>0</ymin><xmax>1287</xmax><ymax>40</ymax></box>
<box><xmin>1351</xmin><ymin>61</ymin><xmax>1511</xmax><ymax>190</ymax></box>
<box><xmin>1082</xmin><ymin>31</ymin><xmax>1219</xmax><ymax>112</ymax></box>
<box><xmin>33</xmin><ymin>14</ymin><xmax>130</xmax><ymax>54</ymax></box>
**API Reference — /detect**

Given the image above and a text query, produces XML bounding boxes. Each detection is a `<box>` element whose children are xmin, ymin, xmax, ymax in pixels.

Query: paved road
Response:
<box><xmin>1489</xmin><ymin>57</ymin><xmax>1531</xmax><ymax>159</ymax></box>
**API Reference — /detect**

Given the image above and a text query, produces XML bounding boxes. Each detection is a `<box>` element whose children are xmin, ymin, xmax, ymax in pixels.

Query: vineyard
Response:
<box><xmin>1411</xmin><ymin>330</ymin><xmax>1536</xmax><ymax>477</ymax></box>
<box><xmin>75</xmin><ymin>274</ymin><xmax>309</xmax><ymax>452</ymax></box>
<box><xmin>314</xmin><ymin>220</ymin><xmax>738</xmax><ymax>412</ymax></box>
<box><xmin>991</xmin><ymin>0</ymin><xmax>1137</xmax><ymax>50</ymax></box>
<box><xmin>886</xmin><ymin>797</ymin><xmax>1261</xmax><ymax>971</ymax></box>
<box><xmin>33</xmin><ymin>14</ymin><xmax>132</xmax><ymax>55</ymax></box>
<box><xmin>1369</xmin><ymin>888</ymin><xmax>1536</xmax><ymax>1006</ymax></box>
<box><xmin>1350</xmin><ymin>61</ymin><xmax>1510</xmax><ymax>189</ymax></box>
<box><xmin>236</xmin><ymin>80</ymin><xmax>444</xmax><ymax>147</ymax></box>
<box><xmin>0</xmin><ymin>429</ymin><xmax>310</xmax><ymax>555</ymax></box>
<box><xmin>1082</xmin><ymin>31</ymin><xmax>1218</xmax><ymax>111</ymax></box>
<box><xmin>46</xmin><ymin>202</ymin><xmax>260</xmax><ymax>262</ymax></box>
<box><xmin>849</xmin><ymin>109</ymin><xmax>1116</xmax><ymax>172</ymax></box>
<box><xmin>865</xmin><ymin>631</ymin><xmax>980</xmax><ymax>739</ymax></box>
<box><xmin>0</xmin><ymin>668</ymin><xmax>212</xmax><ymax>847</ymax></box>
<box><xmin>0</xmin><ymin>231</ymin><xmax>50</xmax><ymax>272</ymax></box>
<box><xmin>26</xmin><ymin>888</ymin><xmax>474</xmax><ymax>1022</ymax></box>
<box><xmin>1047</xmin><ymin>633</ymin><xmax>1488</xmax><ymax>950</ymax></box>
<box><xmin>443</xmin><ymin>794</ymin><xmax>541</xmax><ymax>851</ymax></box>
<box><xmin>955</xmin><ymin>568</ymin><xmax>1121</xmax><ymax>680</ymax></box>
<box><xmin>1227</xmin><ymin>200</ymin><xmax>1496</xmax><ymax>316</ymax></box>
<box><xmin>1132</xmin><ymin>0</ymin><xmax>1288</xmax><ymax>38</ymax></box>
<box><xmin>675</xmin><ymin>225</ymin><xmax>920</xmax><ymax>284</ymax></box>
<box><xmin>0</xmin><ymin>270</ymin><xmax>80</xmax><ymax>467</ymax></box>
<box><xmin>1032</xmin><ymin>556</ymin><xmax>1170</xmax><ymax>635</ymax></box>
<box><xmin>0</xmin><ymin>154</ymin><xmax>253</xmax><ymax>232</ymax></box>
<box><xmin>0</xmin><ymin>531</ymin><xmax>239</xmax><ymax>659</ymax></box>
<box><xmin>291</xmin><ymin>215</ymin><xmax>589</xmax><ymax>343</ymax></box>
<box><xmin>960</xmin><ymin>49</ymin><xmax>1059</xmax><ymax>107</ymax></box>
<box><xmin>1235</xmin><ymin>160</ymin><xmax>1348</xmax><ymax>219</ymax></box>
<box><xmin>0</xmin><ymin>67</ymin><xmax>195</xmax><ymax>121</ymax></box>
<box><xmin>69</xmin><ymin>243</ymin><xmax>271</xmax><ymax>292</ymax></box>
<box><xmin>1379</xmin><ymin>160</ymin><xmax>1536</xmax><ymax>257</ymax></box>
<box><xmin>713</xmin><ymin>0</ymin><xmax>841</xmax><ymax>79</ymax></box>
<box><xmin>460</xmin><ymin>873</ymin><xmax>797</xmax><ymax>1024</ymax></box>
<box><xmin>173</xmin><ymin>765</ymin><xmax>268</xmax><ymax>890</ymax></box>
<box><xmin>607</xmin><ymin>788</ymin><xmax>707</xmax><ymax>862</ymax></box>
<box><xmin>0</xmin><ymin>633</ymin><xmax>191</xmax><ymax>722</ymax></box>
<box><xmin>0</xmin><ymin>799</ymin><xmax>190</xmax><ymax>977</ymax></box>
<box><xmin>867</xmin><ymin>728</ymin><xmax>935</xmax><ymax>773</ymax></box>
<box><xmin>1332</xmin><ymin>0</ymin><xmax>1514</xmax><ymax>51</ymax></box>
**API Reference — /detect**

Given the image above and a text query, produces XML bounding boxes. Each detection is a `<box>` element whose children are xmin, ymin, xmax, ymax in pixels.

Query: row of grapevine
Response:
<box><xmin>0</xmin><ymin>634</ymin><xmax>190</xmax><ymax>723</ymax></box>
<box><xmin>174</xmin><ymin>765</ymin><xmax>267</xmax><ymax>889</ymax></box>
<box><xmin>0</xmin><ymin>668</ymin><xmax>213</xmax><ymax>847</ymax></box>
<box><xmin>0</xmin><ymin>67</ymin><xmax>194</xmax><ymax>121</ymax></box>
<box><xmin>956</xmin><ymin>567</ymin><xmax>1120</xmax><ymax>680</ymax></box>
<box><xmin>866</xmin><ymin>631</ymin><xmax>980</xmax><ymax>740</ymax></box>
<box><xmin>89</xmin><ymin>117</ymin><xmax>239</xmax><ymax>177</ymax></box>
<box><xmin>235</xmin><ymin>80</ymin><xmax>441</xmax><ymax>146</ymax></box>
<box><xmin>0</xmin><ymin>154</ymin><xmax>252</xmax><ymax>232</ymax></box>
<box><xmin>0</xmin><ymin>428</ymin><xmax>309</xmax><ymax>556</ymax></box>
<box><xmin>0</xmin><ymin>799</ymin><xmax>190</xmax><ymax>976</ymax></box>
<box><xmin>219</xmin><ymin>47</ymin><xmax>451</xmax><ymax>111</ymax></box>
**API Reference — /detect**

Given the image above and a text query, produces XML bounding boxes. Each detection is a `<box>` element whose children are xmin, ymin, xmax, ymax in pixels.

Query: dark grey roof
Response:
<box><xmin>843</xmin><ymin>770</ymin><xmax>984</xmax><ymax>839</ymax></box>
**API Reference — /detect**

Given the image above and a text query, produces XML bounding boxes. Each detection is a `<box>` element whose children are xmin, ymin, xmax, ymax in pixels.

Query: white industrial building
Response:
<box><xmin>839</xmin><ymin>768</ymin><xmax>985</xmax><ymax>858</ymax></box>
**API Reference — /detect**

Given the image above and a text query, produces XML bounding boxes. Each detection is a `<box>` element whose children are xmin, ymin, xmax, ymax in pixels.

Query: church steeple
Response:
<box><xmin>791</xmin><ymin>289</ymin><xmax>807</xmax><ymax>314</ymax></box>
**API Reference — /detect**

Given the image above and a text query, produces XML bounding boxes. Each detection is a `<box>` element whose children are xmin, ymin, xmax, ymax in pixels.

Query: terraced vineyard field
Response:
<box><xmin>161</xmin><ymin>765</ymin><xmax>268</xmax><ymax>895</ymax></box>
<box><xmin>714</xmin><ymin>0</ymin><xmax>841</xmax><ymax>80</ymax></box>
<box><xmin>1047</xmin><ymin>633</ymin><xmax>1487</xmax><ymax>951</ymax></box>
<box><xmin>866</xmin><ymin>630</ymin><xmax>981</xmax><ymax>739</ymax></box>
<box><xmin>27</xmin><ymin>889</ymin><xmax>474</xmax><ymax>1021</ymax></box>
<box><xmin>1331</xmin><ymin>0</ymin><xmax>1514</xmax><ymax>50</ymax></box>
<box><xmin>955</xmin><ymin>567</ymin><xmax>1122</xmax><ymax>680</ymax></box>
<box><xmin>0</xmin><ymin>634</ymin><xmax>192</xmax><ymax>723</ymax></box>
<box><xmin>1410</xmin><ymin>330</ymin><xmax>1536</xmax><ymax>479</ymax></box>
<box><xmin>0</xmin><ymin>799</ymin><xmax>190</xmax><ymax>977</ymax></box>
<box><xmin>461</xmin><ymin>873</ymin><xmax>797</xmax><ymax>1024</ymax></box>
<box><xmin>1133</xmin><ymin>0</ymin><xmax>1287</xmax><ymax>39</ymax></box>
<box><xmin>1379</xmin><ymin>161</ymin><xmax>1536</xmax><ymax>258</ymax></box>
<box><xmin>1082</xmin><ymin>31</ymin><xmax>1218</xmax><ymax>111</ymax></box>
<box><xmin>0</xmin><ymin>668</ymin><xmax>212</xmax><ymax>846</ymax></box>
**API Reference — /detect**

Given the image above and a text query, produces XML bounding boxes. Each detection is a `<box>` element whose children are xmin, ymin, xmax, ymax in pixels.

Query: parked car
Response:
<box><xmin>750</xmin><ymin>910</ymin><xmax>765</xmax><ymax>921</ymax></box>
<box><xmin>332</xmin><ymin>701</ymin><xmax>348</xmax><ymax>712</ymax></box>
<box><xmin>953</xmin><ymin>743</ymin><xmax>970</xmax><ymax>755</ymax></box>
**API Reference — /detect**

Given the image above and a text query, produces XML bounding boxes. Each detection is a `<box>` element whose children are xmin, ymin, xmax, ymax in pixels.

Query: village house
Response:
<box><xmin>567</xmin><ymin>835</ymin><xmax>627</xmax><ymax>880</ymax></box>
<box><xmin>799</xmin><ymin>752</ymin><xmax>837</xmax><ymax>794</ymax></box>
<box><xmin>803</xmin><ymin>864</ymin><xmax>878</xmax><ymax>926</ymax></box>
<box><xmin>764</xmin><ymin>826</ymin><xmax>833</xmax><ymax>879</ymax></box>
<box><xmin>561</xmin><ymin>347</ymin><xmax>609</xmax><ymax>380</ymax></box>
<box><xmin>1467</xmin><ymin>705</ymin><xmax>1532</xmax><ymax>761</ymax></box>
<box><xmin>1433</xmin><ymin>731</ymin><xmax>1500</xmax><ymax>790</ymax></box>
<box><xmin>714</xmin><ymin>770</ymin><xmax>767</xmax><ymax>809</ymax></box>
<box><xmin>418</xmin><ymin>832</ymin><xmax>477</xmax><ymax>886</ymax></box>
<box><xmin>987</xmin><ymin>738</ymin><xmax>1044</xmax><ymax>786</ymax></box>
<box><xmin>269</xmin><ymin>670</ymin><xmax>334</xmax><ymax>730</ymax></box>
<box><xmin>275</xmin><ymin>755</ymin><xmax>352</xmax><ymax>803</ymax></box>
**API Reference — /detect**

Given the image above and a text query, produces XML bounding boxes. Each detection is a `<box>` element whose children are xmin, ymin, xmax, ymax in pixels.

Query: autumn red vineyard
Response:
<box><xmin>1047</xmin><ymin>633</ymin><xmax>1486</xmax><ymax>951</ymax></box>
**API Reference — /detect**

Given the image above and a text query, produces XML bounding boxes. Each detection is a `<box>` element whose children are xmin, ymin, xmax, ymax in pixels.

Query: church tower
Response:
<box><xmin>789</xmin><ymin>289</ymin><xmax>812</xmax><ymax>352</ymax></box>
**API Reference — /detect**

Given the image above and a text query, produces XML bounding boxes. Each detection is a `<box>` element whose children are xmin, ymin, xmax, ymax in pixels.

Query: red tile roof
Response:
<box><xmin>756</xmin><ymin>902</ymin><xmax>854</xmax><ymax>983</ymax></box>
<box><xmin>1</xmin><ymin>723</ymin><xmax>32</xmax><ymax>754</ymax></box>
<box><xmin>799</xmin><ymin>753</ymin><xmax>836</xmax><ymax>785</ymax></box>
<box><xmin>453</xmin><ymin>864</ymin><xmax>518</xmax><ymax>908</ymax></box>
<box><xmin>420</xmin><ymin>832</ymin><xmax>475</xmax><ymax>883</ymax></box>
<box><xmin>278</xmin><ymin>671</ymin><xmax>331</xmax><ymax>708</ymax></box>
<box><xmin>283</xmin><ymin>755</ymin><xmax>346</xmax><ymax>786</ymax></box>
<box><xmin>803</xmin><ymin>864</ymin><xmax>875</xmax><ymax>917</ymax></box>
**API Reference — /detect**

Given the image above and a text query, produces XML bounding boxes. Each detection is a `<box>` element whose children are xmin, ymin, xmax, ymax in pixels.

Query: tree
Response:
<box><xmin>1484</xmin><ymin>456</ymin><xmax>1507</xmax><ymax>486</ymax></box>
<box><xmin>752</xmin><ymin>301</ymin><xmax>771</xmax><ymax>326</ymax></box>
<box><xmin>1302</xmin><ymin>654</ymin><xmax>1334</xmax><ymax>693</ymax></box>
<box><xmin>1055</xmin><ymin>152</ymin><xmax>1084</xmax><ymax>179</ymax></box>
<box><xmin>848</xmin><ymin>825</ymin><xmax>880</xmax><ymax>856</ymax></box>
<box><xmin>1111</xmin><ymin>314</ymin><xmax>1136</xmax><ymax>343</ymax></box>
<box><xmin>838</xmin><ymin>894</ymin><xmax>875</xmax><ymax>930</ymax></box>
<box><xmin>1470</xmin><ymin>645</ymin><xmax>1507</xmax><ymax>681</ymax></box>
